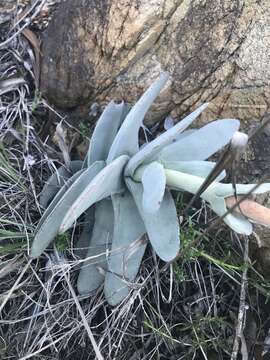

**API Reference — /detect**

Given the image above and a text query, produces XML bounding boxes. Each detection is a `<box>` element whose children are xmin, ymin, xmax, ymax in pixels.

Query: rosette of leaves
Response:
<box><xmin>32</xmin><ymin>73</ymin><xmax>270</xmax><ymax>305</ymax></box>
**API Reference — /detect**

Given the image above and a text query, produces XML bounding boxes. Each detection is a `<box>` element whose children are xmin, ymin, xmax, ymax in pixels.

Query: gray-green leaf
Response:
<box><xmin>209</xmin><ymin>196</ymin><xmax>252</xmax><ymax>235</ymax></box>
<box><xmin>60</xmin><ymin>155</ymin><xmax>129</xmax><ymax>232</ymax></box>
<box><xmin>36</xmin><ymin>169</ymin><xmax>85</xmax><ymax>235</ymax></box>
<box><xmin>162</xmin><ymin>160</ymin><xmax>226</xmax><ymax>182</ymax></box>
<box><xmin>77</xmin><ymin>199</ymin><xmax>114</xmax><ymax>294</ymax></box>
<box><xmin>40</xmin><ymin>160</ymin><xmax>83</xmax><ymax>208</ymax></box>
<box><xmin>141</xmin><ymin>162</ymin><xmax>166</xmax><ymax>213</ymax></box>
<box><xmin>107</xmin><ymin>73</ymin><xmax>169</xmax><ymax>162</ymax></box>
<box><xmin>126</xmin><ymin>178</ymin><xmax>179</xmax><ymax>262</ymax></box>
<box><xmin>104</xmin><ymin>191</ymin><xmax>146</xmax><ymax>306</ymax></box>
<box><xmin>160</xmin><ymin>119</ymin><xmax>240</xmax><ymax>162</ymax></box>
<box><xmin>125</xmin><ymin>104</ymin><xmax>208</xmax><ymax>176</ymax></box>
<box><xmin>216</xmin><ymin>183</ymin><xmax>270</xmax><ymax>197</ymax></box>
<box><xmin>31</xmin><ymin>161</ymin><xmax>105</xmax><ymax>258</ymax></box>
<box><xmin>87</xmin><ymin>101</ymin><xmax>127</xmax><ymax>166</ymax></box>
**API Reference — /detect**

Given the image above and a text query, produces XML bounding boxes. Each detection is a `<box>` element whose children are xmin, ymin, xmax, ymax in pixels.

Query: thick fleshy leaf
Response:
<box><xmin>77</xmin><ymin>199</ymin><xmax>114</xmax><ymax>294</ymax></box>
<box><xmin>31</xmin><ymin>161</ymin><xmax>105</xmax><ymax>258</ymax></box>
<box><xmin>126</xmin><ymin>178</ymin><xmax>179</xmax><ymax>261</ymax></box>
<box><xmin>164</xmin><ymin>169</ymin><xmax>254</xmax><ymax>235</ymax></box>
<box><xmin>104</xmin><ymin>192</ymin><xmax>146</xmax><ymax>306</ymax></box>
<box><xmin>125</xmin><ymin>104</ymin><xmax>208</xmax><ymax>176</ymax></box>
<box><xmin>162</xmin><ymin>161</ymin><xmax>226</xmax><ymax>182</ymax></box>
<box><xmin>209</xmin><ymin>195</ymin><xmax>252</xmax><ymax>235</ymax></box>
<box><xmin>35</xmin><ymin>170</ymin><xmax>85</xmax><ymax>235</ymax></box>
<box><xmin>160</xmin><ymin>119</ymin><xmax>240</xmax><ymax>162</ymax></box>
<box><xmin>174</xmin><ymin>129</ymin><xmax>196</xmax><ymax>141</ymax></box>
<box><xmin>39</xmin><ymin>160</ymin><xmax>83</xmax><ymax>208</ymax></box>
<box><xmin>74</xmin><ymin>207</ymin><xmax>95</xmax><ymax>259</ymax></box>
<box><xmin>216</xmin><ymin>183</ymin><xmax>270</xmax><ymax>197</ymax></box>
<box><xmin>88</xmin><ymin>101</ymin><xmax>128</xmax><ymax>166</ymax></box>
<box><xmin>107</xmin><ymin>73</ymin><xmax>169</xmax><ymax>162</ymax></box>
<box><xmin>60</xmin><ymin>155</ymin><xmax>129</xmax><ymax>232</ymax></box>
<box><xmin>165</xmin><ymin>169</ymin><xmax>209</xmax><ymax>195</ymax></box>
<box><xmin>141</xmin><ymin>162</ymin><xmax>166</xmax><ymax>213</ymax></box>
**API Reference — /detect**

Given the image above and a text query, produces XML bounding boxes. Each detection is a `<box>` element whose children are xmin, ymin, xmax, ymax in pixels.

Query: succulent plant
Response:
<box><xmin>32</xmin><ymin>72</ymin><xmax>270</xmax><ymax>306</ymax></box>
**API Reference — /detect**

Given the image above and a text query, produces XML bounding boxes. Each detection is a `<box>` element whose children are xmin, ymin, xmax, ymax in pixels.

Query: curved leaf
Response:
<box><xmin>60</xmin><ymin>155</ymin><xmax>129</xmax><ymax>232</ymax></box>
<box><xmin>77</xmin><ymin>199</ymin><xmax>114</xmax><ymax>294</ymax></box>
<box><xmin>104</xmin><ymin>192</ymin><xmax>146</xmax><ymax>306</ymax></box>
<box><xmin>160</xmin><ymin>119</ymin><xmax>240</xmax><ymax>162</ymax></box>
<box><xmin>126</xmin><ymin>178</ymin><xmax>179</xmax><ymax>262</ymax></box>
<box><xmin>31</xmin><ymin>161</ymin><xmax>105</xmax><ymax>258</ymax></box>
<box><xmin>216</xmin><ymin>183</ymin><xmax>270</xmax><ymax>197</ymax></box>
<box><xmin>125</xmin><ymin>104</ymin><xmax>208</xmax><ymax>176</ymax></box>
<box><xmin>40</xmin><ymin>160</ymin><xmax>83</xmax><ymax>208</ymax></box>
<box><xmin>35</xmin><ymin>169</ymin><xmax>85</xmax><ymax>235</ymax></box>
<box><xmin>209</xmin><ymin>196</ymin><xmax>252</xmax><ymax>235</ymax></box>
<box><xmin>107</xmin><ymin>73</ymin><xmax>169</xmax><ymax>162</ymax></box>
<box><xmin>88</xmin><ymin>101</ymin><xmax>128</xmax><ymax>166</ymax></box>
<box><xmin>164</xmin><ymin>169</ymin><xmax>254</xmax><ymax>235</ymax></box>
<box><xmin>141</xmin><ymin>162</ymin><xmax>166</xmax><ymax>213</ymax></box>
<box><xmin>162</xmin><ymin>160</ymin><xmax>226</xmax><ymax>182</ymax></box>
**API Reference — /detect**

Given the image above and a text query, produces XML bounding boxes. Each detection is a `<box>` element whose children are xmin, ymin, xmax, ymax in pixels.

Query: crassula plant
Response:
<box><xmin>32</xmin><ymin>73</ymin><xmax>270</xmax><ymax>306</ymax></box>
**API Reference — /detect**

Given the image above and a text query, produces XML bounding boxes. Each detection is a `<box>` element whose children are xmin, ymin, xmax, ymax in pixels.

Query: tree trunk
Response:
<box><xmin>40</xmin><ymin>1</ymin><xmax>270</xmax><ymax>273</ymax></box>
<box><xmin>41</xmin><ymin>0</ymin><xmax>270</xmax><ymax>128</ymax></box>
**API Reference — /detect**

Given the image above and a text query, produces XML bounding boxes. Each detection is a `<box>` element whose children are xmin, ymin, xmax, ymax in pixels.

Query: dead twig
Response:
<box><xmin>231</xmin><ymin>236</ymin><xmax>249</xmax><ymax>360</ymax></box>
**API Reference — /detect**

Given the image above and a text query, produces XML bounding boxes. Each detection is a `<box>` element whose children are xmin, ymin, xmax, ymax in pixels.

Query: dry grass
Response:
<box><xmin>1</xmin><ymin>2</ymin><xmax>270</xmax><ymax>359</ymax></box>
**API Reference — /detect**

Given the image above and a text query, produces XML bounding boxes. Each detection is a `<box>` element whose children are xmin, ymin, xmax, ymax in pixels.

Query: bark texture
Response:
<box><xmin>41</xmin><ymin>0</ymin><xmax>270</xmax><ymax>127</ymax></box>
<box><xmin>40</xmin><ymin>0</ymin><xmax>270</xmax><ymax>274</ymax></box>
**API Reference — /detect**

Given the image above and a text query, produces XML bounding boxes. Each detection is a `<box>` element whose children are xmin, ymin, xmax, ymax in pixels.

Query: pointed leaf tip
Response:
<box><xmin>107</xmin><ymin>73</ymin><xmax>169</xmax><ymax>162</ymax></box>
<box><xmin>125</xmin><ymin>103</ymin><xmax>208</xmax><ymax>176</ymax></box>
<box><xmin>87</xmin><ymin>101</ymin><xmax>127</xmax><ymax>166</ymax></box>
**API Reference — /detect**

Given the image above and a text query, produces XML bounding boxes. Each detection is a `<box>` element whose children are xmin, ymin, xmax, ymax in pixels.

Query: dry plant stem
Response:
<box><xmin>22</xmin><ymin>28</ymin><xmax>41</xmax><ymax>87</ymax></box>
<box><xmin>53</xmin><ymin>123</ymin><xmax>71</xmax><ymax>167</ymax></box>
<box><xmin>231</xmin><ymin>236</ymin><xmax>249</xmax><ymax>360</ymax></box>
<box><xmin>225</xmin><ymin>196</ymin><xmax>270</xmax><ymax>226</ymax></box>
<box><xmin>0</xmin><ymin>0</ymin><xmax>47</xmax><ymax>49</ymax></box>
<box><xmin>18</xmin><ymin>333</ymin><xmax>68</xmax><ymax>360</ymax></box>
<box><xmin>53</xmin><ymin>246</ymin><xmax>104</xmax><ymax>360</ymax></box>
<box><xmin>0</xmin><ymin>258</ymin><xmax>32</xmax><ymax>313</ymax></box>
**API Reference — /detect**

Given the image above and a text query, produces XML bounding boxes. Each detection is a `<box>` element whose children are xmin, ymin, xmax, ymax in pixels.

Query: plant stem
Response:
<box><xmin>164</xmin><ymin>169</ymin><xmax>211</xmax><ymax>195</ymax></box>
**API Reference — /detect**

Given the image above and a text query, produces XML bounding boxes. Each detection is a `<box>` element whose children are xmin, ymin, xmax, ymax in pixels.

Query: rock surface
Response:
<box><xmin>40</xmin><ymin>0</ymin><xmax>270</xmax><ymax>276</ymax></box>
<box><xmin>41</xmin><ymin>0</ymin><xmax>270</xmax><ymax>128</ymax></box>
